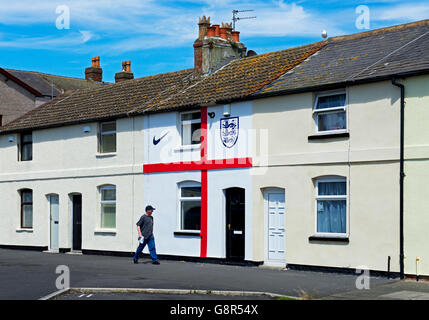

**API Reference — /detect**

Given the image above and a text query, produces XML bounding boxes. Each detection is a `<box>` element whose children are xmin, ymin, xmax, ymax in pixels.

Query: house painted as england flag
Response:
<box><xmin>1</xmin><ymin>18</ymin><xmax>429</xmax><ymax>278</ymax></box>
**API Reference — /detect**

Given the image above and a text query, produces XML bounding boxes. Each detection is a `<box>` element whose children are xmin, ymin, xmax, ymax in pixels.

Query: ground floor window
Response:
<box><xmin>20</xmin><ymin>189</ymin><xmax>33</xmax><ymax>228</ymax></box>
<box><xmin>100</xmin><ymin>185</ymin><xmax>116</xmax><ymax>229</ymax></box>
<box><xmin>179</xmin><ymin>183</ymin><xmax>201</xmax><ymax>231</ymax></box>
<box><xmin>315</xmin><ymin>177</ymin><xmax>347</xmax><ymax>234</ymax></box>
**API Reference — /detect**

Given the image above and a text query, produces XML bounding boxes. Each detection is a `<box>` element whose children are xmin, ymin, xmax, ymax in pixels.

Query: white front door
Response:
<box><xmin>267</xmin><ymin>192</ymin><xmax>285</xmax><ymax>262</ymax></box>
<box><xmin>49</xmin><ymin>195</ymin><xmax>59</xmax><ymax>251</ymax></box>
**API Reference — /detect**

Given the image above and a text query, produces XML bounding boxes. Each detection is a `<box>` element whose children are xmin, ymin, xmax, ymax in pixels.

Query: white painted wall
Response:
<box><xmin>143</xmin><ymin>171</ymin><xmax>201</xmax><ymax>257</ymax></box>
<box><xmin>252</xmin><ymin>80</ymin><xmax>402</xmax><ymax>271</ymax></box>
<box><xmin>0</xmin><ymin>116</ymin><xmax>146</xmax><ymax>253</ymax></box>
<box><xmin>207</xmin><ymin>168</ymin><xmax>252</xmax><ymax>259</ymax></box>
<box><xmin>206</xmin><ymin>101</ymin><xmax>252</xmax><ymax>161</ymax></box>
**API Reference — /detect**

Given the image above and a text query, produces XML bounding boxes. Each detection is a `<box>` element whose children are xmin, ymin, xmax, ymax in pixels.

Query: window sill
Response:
<box><xmin>16</xmin><ymin>228</ymin><xmax>33</xmax><ymax>233</ymax></box>
<box><xmin>308</xmin><ymin>132</ymin><xmax>349</xmax><ymax>141</ymax></box>
<box><xmin>174</xmin><ymin>231</ymin><xmax>201</xmax><ymax>237</ymax></box>
<box><xmin>94</xmin><ymin>229</ymin><xmax>117</xmax><ymax>234</ymax></box>
<box><xmin>96</xmin><ymin>152</ymin><xmax>117</xmax><ymax>158</ymax></box>
<box><xmin>173</xmin><ymin>144</ymin><xmax>201</xmax><ymax>152</ymax></box>
<box><xmin>309</xmin><ymin>235</ymin><xmax>349</xmax><ymax>243</ymax></box>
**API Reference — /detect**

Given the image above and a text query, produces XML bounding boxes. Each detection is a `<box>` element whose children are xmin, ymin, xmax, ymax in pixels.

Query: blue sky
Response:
<box><xmin>0</xmin><ymin>0</ymin><xmax>428</xmax><ymax>82</ymax></box>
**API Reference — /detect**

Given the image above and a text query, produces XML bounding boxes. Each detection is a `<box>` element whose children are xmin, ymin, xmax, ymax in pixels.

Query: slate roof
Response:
<box><xmin>3</xmin><ymin>69</ymin><xmax>103</xmax><ymax>97</ymax></box>
<box><xmin>255</xmin><ymin>20</ymin><xmax>429</xmax><ymax>97</ymax></box>
<box><xmin>0</xmin><ymin>42</ymin><xmax>325</xmax><ymax>133</ymax></box>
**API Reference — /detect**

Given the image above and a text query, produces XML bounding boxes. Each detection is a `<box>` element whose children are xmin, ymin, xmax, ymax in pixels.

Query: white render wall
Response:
<box><xmin>207</xmin><ymin>168</ymin><xmax>252</xmax><ymax>260</ymax></box>
<box><xmin>0</xmin><ymin>116</ymin><xmax>145</xmax><ymax>252</ymax></box>
<box><xmin>252</xmin><ymin>80</ymin><xmax>402</xmax><ymax>271</ymax></box>
<box><xmin>0</xmin><ymin>100</ymin><xmax>255</xmax><ymax>259</ymax></box>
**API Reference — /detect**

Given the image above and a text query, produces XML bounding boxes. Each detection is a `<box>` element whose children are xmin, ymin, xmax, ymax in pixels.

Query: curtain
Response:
<box><xmin>317</xmin><ymin>181</ymin><xmax>346</xmax><ymax>233</ymax></box>
<box><xmin>317</xmin><ymin>200</ymin><xmax>346</xmax><ymax>233</ymax></box>
<box><xmin>318</xmin><ymin>111</ymin><xmax>346</xmax><ymax>131</ymax></box>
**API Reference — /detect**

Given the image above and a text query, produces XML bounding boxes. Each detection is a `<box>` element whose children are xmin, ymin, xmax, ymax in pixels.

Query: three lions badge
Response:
<box><xmin>220</xmin><ymin>117</ymin><xmax>239</xmax><ymax>148</ymax></box>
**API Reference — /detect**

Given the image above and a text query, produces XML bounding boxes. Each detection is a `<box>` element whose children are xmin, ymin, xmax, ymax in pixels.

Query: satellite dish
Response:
<box><xmin>322</xmin><ymin>30</ymin><xmax>328</xmax><ymax>39</ymax></box>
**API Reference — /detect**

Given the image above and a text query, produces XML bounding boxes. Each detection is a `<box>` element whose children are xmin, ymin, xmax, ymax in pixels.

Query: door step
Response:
<box><xmin>43</xmin><ymin>250</ymin><xmax>60</xmax><ymax>254</ymax></box>
<box><xmin>260</xmin><ymin>263</ymin><xmax>287</xmax><ymax>270</ymax></box>
<box><xmin>66</xmin><ymin>250</ymin><xmax>83</xmax><ymax>255</ymax></box>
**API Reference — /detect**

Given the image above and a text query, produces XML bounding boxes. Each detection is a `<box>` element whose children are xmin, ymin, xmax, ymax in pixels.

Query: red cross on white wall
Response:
<box><xmin>143</xmin><ymin>107</ymin><xmax>253</xmax><ymax>257</ymax></box>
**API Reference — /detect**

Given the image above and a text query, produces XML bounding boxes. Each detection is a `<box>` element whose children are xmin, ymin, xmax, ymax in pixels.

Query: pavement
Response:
<box><xmin>1</xmin><ymin>248</ymin><xmax>427</xmax><ymax>300</ymax></box>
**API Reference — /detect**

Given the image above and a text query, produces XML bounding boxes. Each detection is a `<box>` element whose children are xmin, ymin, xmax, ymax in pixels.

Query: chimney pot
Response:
<box><xmin>231</xmin><ymin>31</ymin><xmax>240</xmax><ymax>42</ymax></box>
<box><xmin>212</xmin><ymin>24</ymin><xmax>220</xmax><ymax>37</ymax></box>
<box><xmin>198</xmin><ymin>16</ymin><xmax>211</xmax><ymax>40</ymax></box>
<box><xmin>115</xmin><ymin>61</ymin><xmax>134</xmax><ymax>83</ymax></box>
<box><xmin>85</xmin><ymin>56</ymin><xmax>102</xmax><ymax>82</ymax></box>
<box><xmin>223</xmin><ymin>22</ymin><xmax>233</xmax><ymax>40</ymax></box>
<box><xmin>219</xmin><ymin>27</ymin><xmax>228</xmax><ymax>40</ymax></box>
<box><xmin>207</xmin><ymin>26</ymin><xmax>216</xmax><ymax>38</ymax></box>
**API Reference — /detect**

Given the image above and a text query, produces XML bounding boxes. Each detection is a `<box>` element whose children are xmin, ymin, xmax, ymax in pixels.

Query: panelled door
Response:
<box><xmin>49</xmin><ymin>195</ymin><xmax>59</xmax><ymax>251</ymax></box>
<box><xmin>267</xmin><ymin>192</ymin><xmax>286</xmax><ymax>262</ymax></box>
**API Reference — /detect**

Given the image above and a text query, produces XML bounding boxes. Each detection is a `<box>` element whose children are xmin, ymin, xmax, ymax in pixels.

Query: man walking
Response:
<box><xmin>133</xmin><ymin>205</ymin><xmax>160</xmax><ymax>265</ymax></box>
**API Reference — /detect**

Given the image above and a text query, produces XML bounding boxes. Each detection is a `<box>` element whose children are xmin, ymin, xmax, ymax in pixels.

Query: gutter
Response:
<box><xmin>392</xmin><ymin>77</ymin><xmax>405</xmax><ymax>280</ymax></box>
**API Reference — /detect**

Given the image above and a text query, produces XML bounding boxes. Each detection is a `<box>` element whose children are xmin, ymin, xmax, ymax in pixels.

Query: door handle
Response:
<box><xmin>227</xmin><ymin>224</ymin><xmax>231</xmax><ymax>230</ymax></box>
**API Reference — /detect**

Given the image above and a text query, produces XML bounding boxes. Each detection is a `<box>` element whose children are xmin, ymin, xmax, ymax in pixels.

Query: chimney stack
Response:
<box><xmin>85</xmin><ymin>56</ymin><xmax>102</xmax><ymax>82</ymax></box>
<box><xmin>193</xmin><ymin>17</ymin><xmax>247</xmax><ymax>75</ymax></box>
<box><xmin>115</xmin><ymin>61</ymin><xmax>134</xmax><ymax>83</ymax></box>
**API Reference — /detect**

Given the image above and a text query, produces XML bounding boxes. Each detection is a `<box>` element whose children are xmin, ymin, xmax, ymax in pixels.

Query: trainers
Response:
<box><xmin>152</xmin><ymin>261</ymin><xmax>160</xmax><ymax>265</ymax></box>
<box><xmin>133</xmin><ymin>258</ymin><xmax>138</xmax><ymax>264</ymax></box>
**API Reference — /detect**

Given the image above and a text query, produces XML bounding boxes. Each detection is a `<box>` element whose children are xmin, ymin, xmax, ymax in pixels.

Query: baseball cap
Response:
<box><xmin>145</xmin><ymin>205</ymin><xmax>156</xmax><ymax>211</ymax></box>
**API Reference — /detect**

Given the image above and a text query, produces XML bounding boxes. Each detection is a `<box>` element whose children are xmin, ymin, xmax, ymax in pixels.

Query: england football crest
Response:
<box><xmin>220</xmin><ymin>117</ymin><xmax>239</xmax><ymax>148</ymax></box>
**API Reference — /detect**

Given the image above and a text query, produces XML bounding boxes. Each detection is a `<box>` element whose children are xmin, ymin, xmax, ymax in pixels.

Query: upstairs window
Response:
<box><xmin>313</xmin><ymin>93</ymin><xmax>347</xmax><ymax>133</ymax></box>
<box><xmin>20</xmin><ymin>132</ymin><xmax>33</xmax><ymax>161</ymax></box>
<box><xmin>20</xmin><ymin>189</ymin><xmax>33</xmax><ymax>229</ymax></box>
<box><xmin>100</xmin><ymin>185</ymin><xmax>116</xmax><ymax>229</ymax></box>
<box><xmin>179</xmin><ymin>183</ymin><xmax>201</xmax><ymax>231</ymax></box>
<box><xmin>315</xmin><ymin>178</ymin><xmax>347</xmax><ymax>235</ymax></box>
<box><xmin>180</xmin><ymin>112</ymin><xmax>201</xmax><ymax>146</ymax></box>
<box><xmin>99</xmin><ymin>121</ymin><xmax>116</xmax><ymax>153</ymax></box>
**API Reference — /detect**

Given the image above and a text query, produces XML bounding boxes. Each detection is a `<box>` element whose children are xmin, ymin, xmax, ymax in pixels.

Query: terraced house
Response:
<box><xmin>0</xmin><ymin>67</ymin><xmax>103</xmax><ymax>126</ymax></box>
<box><xmin>1</xmin><ymin>18</ymin><xmax>429</xmax><ymax>278</ymax></box>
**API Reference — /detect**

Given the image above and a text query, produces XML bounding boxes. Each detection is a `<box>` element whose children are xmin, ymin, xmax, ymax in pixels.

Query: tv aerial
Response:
<box><xmin>232</xmin><ymin>10</ymin><xmax>256</xmax><ymax>31</ymax></box>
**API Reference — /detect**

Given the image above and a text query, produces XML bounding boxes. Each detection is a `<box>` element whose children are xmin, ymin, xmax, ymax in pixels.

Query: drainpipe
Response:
<box><xmin>392</xmin><ymin>77</ymin><xmax>405</xmax><ymax>280</ymax></box>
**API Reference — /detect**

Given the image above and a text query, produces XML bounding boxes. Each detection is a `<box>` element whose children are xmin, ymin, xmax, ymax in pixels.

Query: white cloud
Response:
<box><xmin>0</xmin><ymin>0</ymin><xmax>345</xmax><ymax>52</ymax></box>
<box><xmin>373</xmin><ymin>4</ymin><xmax>429</xmax><ymax>22</ymax></box>
<box><xmin>79</xmin><ymin>31</ymin><xmax>93</xmax><ymax>43</ymax></box>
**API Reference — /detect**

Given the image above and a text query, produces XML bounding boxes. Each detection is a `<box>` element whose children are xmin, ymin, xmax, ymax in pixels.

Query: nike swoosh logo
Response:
<box><xmin>153</xmin><ymin>132</ymin><xmax>169</xmax><ymax>145</ymax></box>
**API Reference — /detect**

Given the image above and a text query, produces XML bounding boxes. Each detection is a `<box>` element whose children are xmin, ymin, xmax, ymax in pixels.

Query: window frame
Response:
<box><xmin>20</xmin><ymin>131</ymin><xmax>33</xmax><ymax>162</ymax></box>
<box><xmin>313</xmin><ymin>91</ymin><xmax>347</xmax><ymax>135</ymax></box>
<box><xmin>314</xmin><ymin>177</ymin><xmax>348</xmax><ymax>237</ymax></box>
<box><xmin>177</xmin><ymin>181</ymin><xmax>201</xmax><ymax>233</ymax></box>
<box><xmin>179</xmin><ymin>111</ymin><xmax>201</xmax><ymax>147</ymax></box>
<box><xmin>20</xmin><ymin>189</ymin><xmax>33</xmax><ymax>229</ymax></box>
<box><xmin>99</xmin><ymin>185</ymin><xmax>116</xmax><ymax>230</ymax></box>
<box><xmin>98</xmin><ymin>121</ymin><xmax>117</xmax><ymax>154</ymax></box>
